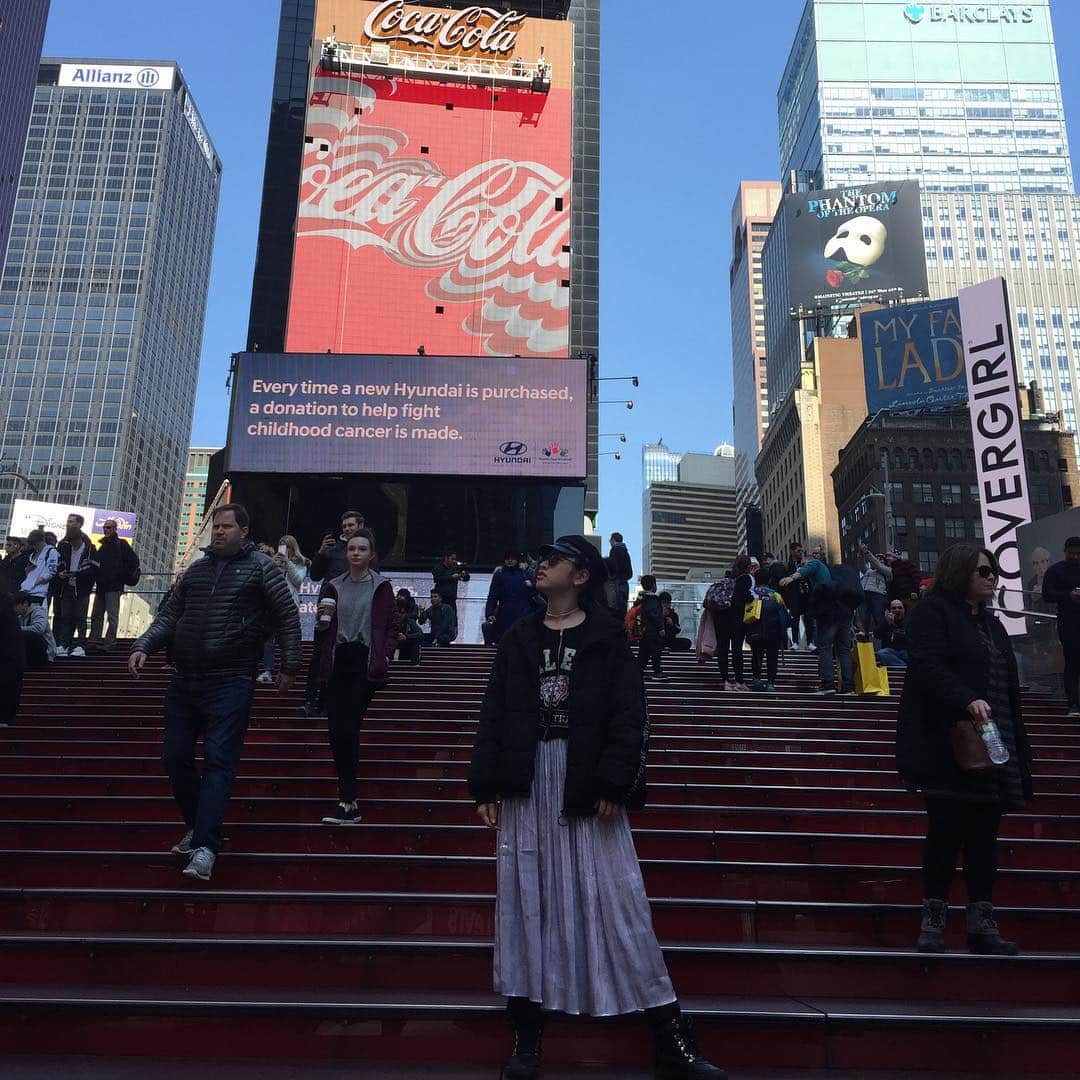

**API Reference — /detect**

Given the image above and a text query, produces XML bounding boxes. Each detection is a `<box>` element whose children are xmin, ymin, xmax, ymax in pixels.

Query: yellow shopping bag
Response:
<box><xmin>743</xmin><ymin>598</ymin><xmax>762</xmax><ymax>624</ymax></box>
<box><xmin>852</xmin><ymin>640</ymin><xmax>890</xmax><ymax>696</ymax></box>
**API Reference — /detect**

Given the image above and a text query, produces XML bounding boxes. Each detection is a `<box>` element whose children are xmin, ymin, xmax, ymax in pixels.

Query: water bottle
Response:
<box><xmin>980</xmin><ymin>719</ymin><xmax>1009</xmax><ymax>765</ymax></box>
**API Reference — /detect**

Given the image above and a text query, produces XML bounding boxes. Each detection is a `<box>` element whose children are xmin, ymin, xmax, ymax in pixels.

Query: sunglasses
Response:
<box><xmin>541</xmin><ymin>552</ymin><xmax>579</xmax><ymax>569</ymax></box>
<box><xmin>975</xmin><ymin>565</ymin><xmax>998</xmax><ymax>580</ymax></box>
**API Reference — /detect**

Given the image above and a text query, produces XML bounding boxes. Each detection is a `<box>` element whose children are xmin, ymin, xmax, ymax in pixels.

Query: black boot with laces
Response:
<box><xmin>649</xmin><ymin>1004</ymin><xmax>727</xmax><ymax>1080</ymax></box>
<box><xmin>504</xmin><ymin>997</ymin><xmax>543</xmax><ymax>1079</ymax></box>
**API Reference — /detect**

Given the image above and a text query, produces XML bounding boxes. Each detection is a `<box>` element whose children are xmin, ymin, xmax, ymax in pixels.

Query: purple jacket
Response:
<box><xmin>316</xmin><ymin>570</ymin><xmax>399</xmax><ymax>684</ymax></box>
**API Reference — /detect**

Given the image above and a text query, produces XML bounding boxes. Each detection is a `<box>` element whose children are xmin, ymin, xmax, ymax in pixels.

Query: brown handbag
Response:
<box><xmin>950</xmin><ymin>718</ymin><xmax>998</xmax><ymax>772</ymax></box>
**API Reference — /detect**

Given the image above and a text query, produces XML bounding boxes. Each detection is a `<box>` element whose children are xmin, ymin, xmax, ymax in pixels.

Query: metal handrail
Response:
<box><xmin>324</xmin><ymin>37</ymin><xmax>551</xmax><ymax>85</ymax></box>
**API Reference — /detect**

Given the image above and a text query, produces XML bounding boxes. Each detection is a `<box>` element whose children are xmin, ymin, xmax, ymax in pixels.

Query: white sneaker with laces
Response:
<box><xmin>182</xmin><ymin>847</ymin><xmax>215</xmax><ymax>881</ymax></box>
<box><xmin>54</xmin><ymin>646</ymin><xmax>68</xmax><ymax>657</ymax></box>
<box><xmin>255</xmin><ymin>671</ymin><xmax>273</xmax><ymax>685</ymax></box>
<box><xmin>171</xmin><ymin>830</ymin><xmax>195</xmax><ymax>855</ymax></box>
<box><xmin>70</xmin><ymin>646</ymin><xmax>85</xmax><ymax>657</ymax></box>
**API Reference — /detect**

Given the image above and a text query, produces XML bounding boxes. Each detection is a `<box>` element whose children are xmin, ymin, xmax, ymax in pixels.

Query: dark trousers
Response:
<box><xmin>922</xmin><ymin>797</ymin><xmax>1003</xmax><ymax>903</ymax></box>
<box><xmin>715</xmin><ymin>618</ymin><xmax>745</xmax><ymax>683</ymax></box>
<box><xmin>161</xmin><ymin>675</ymin><xmax>255</xmax><ymax>853</ymax></box>
<box><xmin>751</xmin><ymin>641</ymin><xmax>780</xmax><ymax>684</ymax></box>
<box><xmin>22</xmin><ymin>630</ymin><xmax>49</xmax><ymax>670</ymax></box>
<box><xmin>90</xmin><ymin>590</ymin><xmax>121</xmax><ymax>644</ymax></box>
<box><xmin>1060</xmin><ymin>627</ymin><xmax>1080</xmax><ymax>708</ymax></box>
<box><xmin>816</xmin><ymin>616</ymin><xmax>854</xmax><ymax>691</ymax></box>
<box><xmin>326</xmin><ymin>642</ymin><xmax>379</xmax><ymax>803</ymax></box>
<box><xmin>859</xmin><ymin>592</ymin><xmax>887</xmax><ymax>638</ymax></box>
<box><xmin>54</xmin><ymin>590</ymin><xmax>91</xmax><ymax>649</ymax></box>
<box><xmin>398</xmin><ymin>636</ymin><xmax>422</xmax><ymax>663</ymax></box>
<box><xmin>421</xmin><ymin>630</ymin><xmax>453</xmax><ymax>647</ymax></box>
<box><xmin>637</xmin><ymin>634</ymin><xmax>663</xmax><ymax>677</ymax></box>
<box><xmin>304</xmin><ymin>629</ymin><xmax>325</xmax><ymax>706</ymax></box>
<box><xmin>0</xmin><ymin>675</ymin><xmax>22</xmax><ymax>725</ymax></box>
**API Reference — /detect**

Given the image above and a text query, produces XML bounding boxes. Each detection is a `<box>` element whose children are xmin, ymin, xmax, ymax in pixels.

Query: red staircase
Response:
<box><xmin>1</xmin><ymin>644</ymin><xmax>1079</xmax><ymax>1077</ymax></box>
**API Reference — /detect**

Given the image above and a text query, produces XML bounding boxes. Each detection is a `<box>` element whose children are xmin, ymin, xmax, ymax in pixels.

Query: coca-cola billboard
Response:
<box><xmin>285</xmin><ymin>1</ymin><xmax>573</xmax><ymax>359</ymax></box>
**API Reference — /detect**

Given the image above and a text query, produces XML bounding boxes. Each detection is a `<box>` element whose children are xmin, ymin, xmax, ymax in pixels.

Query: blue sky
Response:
<box><xmin>41</xmin><ymin>0</ymin><xmax>1080</xmax><ymax>567</ymax></box>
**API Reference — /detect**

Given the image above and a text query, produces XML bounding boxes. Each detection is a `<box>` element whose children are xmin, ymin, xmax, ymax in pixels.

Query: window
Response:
<box><xmin>886</xmin><ymin>481</ymin><xmax>904</xmax><ymax>502</ymax></box>
<box><xmin>892</xmin><ymin>515</ymin><xmax>908</xmax><ymax>535</ymax></box>
<box><xmin>941</xmin><ymin>483</ymin><xmax>962</xmax><ymax>505</ymax></box>
<box><xmin>969</xmin><ymin>484</ymin><xmax>981</xmax><ymax>505</ymax></box>
<box><xmin>912</xmin><ymin>482</ymin><xmax>934</xmax><ymax>503</ymax></box>
<box><xmin>1032</xmin><ymin>481</ymin><xmax>1051</xmax><ymax>506</ymax></box>
<box><xmin>915</xmin><ymin>516</ymin><xmax>936</xmax><ymax>538</ymax></box>
<box><xmin>919</xmin><ymin>551</ymin><xmax>940</xmax><ymax>575</ymax></box>
<box><xmin>943</xmin><ymin>517</ymin><xmax>965</xmax><ymax>539</ymax></box>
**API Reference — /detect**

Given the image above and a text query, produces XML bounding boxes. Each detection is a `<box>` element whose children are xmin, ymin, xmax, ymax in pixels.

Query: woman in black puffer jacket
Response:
<box><xmin>469</xmin><ymin>535</ymin><xmax>726</xmax><ymax>1080</ymax></box>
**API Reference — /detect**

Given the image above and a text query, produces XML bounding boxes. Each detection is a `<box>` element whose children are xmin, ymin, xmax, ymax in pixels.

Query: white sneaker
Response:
<box><xmin>807</xmin><ymin>643</ymin><xmax>818</xmax><ymax>652</ymax></box>
<box><xmin>182</xmin><ymin>847</ymin><xmax>215</xmax><ymax>881</ymax></box>
<box><xmin>255</xmin><ymin>671</ymin><xmax>273</xmax><ymax>685</ymax></box>
<box><xmin>70</xmin><ymin>646</ymin><xmax>85</xmax><ymax>658</ymax></box>
<box><xmin>54</xmin><ymin>646</ymin><xmax>68</xmax><ymax>657</ymax></box>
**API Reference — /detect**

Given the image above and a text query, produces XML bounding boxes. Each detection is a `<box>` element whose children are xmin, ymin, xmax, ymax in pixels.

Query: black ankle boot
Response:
<box><xmin>966</xmin><ymin>902</ymin><xmax>1019</xmax><ymax>956</ymax></box>
<box><xmin>650</xmin><ymin>1008</ymin><xmax>727</xmax><ymax>1080</ymax></box>
<box><xmin>504</xmin><ymin>997</ymin><xmax>543</xmax><ymax>1079</ymax></box>
<box><xmin>917</xmin><ymin>898</ymin><xmax>948</xmax><ymax>953</ymax></box>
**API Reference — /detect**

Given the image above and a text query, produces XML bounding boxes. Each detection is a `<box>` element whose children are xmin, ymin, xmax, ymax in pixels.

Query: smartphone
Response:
<box><xmin>278</xmin><ymin>544</ymin><xmax>288</xmax><ymax>556</ymax></box>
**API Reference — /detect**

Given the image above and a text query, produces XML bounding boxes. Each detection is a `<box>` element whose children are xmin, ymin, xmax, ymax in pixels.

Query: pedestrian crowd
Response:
<box><xmin>3</xmin><ymin>516</ymin><xmax>1076</xmax><ymax>1080</ymax></box>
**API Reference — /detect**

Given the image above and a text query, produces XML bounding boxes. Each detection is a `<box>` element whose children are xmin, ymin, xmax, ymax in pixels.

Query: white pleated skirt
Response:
<box><xmin>493</xmin><ymin>737</ymin><xmax>676</xmax><ymax>1017</ymax></box>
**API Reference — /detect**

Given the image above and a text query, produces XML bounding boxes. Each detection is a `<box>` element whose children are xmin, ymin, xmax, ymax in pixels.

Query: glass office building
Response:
<box><xmin>0</xmin><ymin>59</ymin><xmax>221</xmax><ymax>573</ymax></box>
<box><xmin>764</xmin><ymin>0</ymin><xmax>1080</xmax><ymax>436</ymax></box>
<box><xmin>0</xmin><ymin>2</ymin><xmax>50</xmax><ymax>267</ymax></box>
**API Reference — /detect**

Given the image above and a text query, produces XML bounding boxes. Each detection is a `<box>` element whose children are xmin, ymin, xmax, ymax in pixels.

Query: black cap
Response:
<box><xmin>1066</xmin><ymin>537</ymin><xmax>1080</xmax><ymax>549</ymax></box>
<box><xmin>538</xmin><ymin>535</ymin><xmax>609</xmax><ymax>587</ymax></box>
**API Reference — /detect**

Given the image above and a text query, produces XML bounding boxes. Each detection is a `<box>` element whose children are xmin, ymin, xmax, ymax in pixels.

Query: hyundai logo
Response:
<box><xmin>137</xmin><ymin>68</ymin><xmax>160</xmax><ymax>88</ymax></box>
<box><xmin>499</xmin><ymin>441</ymin><xmax>528</xmax><ymax>456</ymax></box>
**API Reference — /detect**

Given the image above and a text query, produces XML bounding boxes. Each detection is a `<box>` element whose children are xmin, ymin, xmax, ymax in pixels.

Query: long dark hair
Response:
<box><xmin>931</xmin><ymin>542</ymin><xmax>998</xmax><ymax>601</ymax></box>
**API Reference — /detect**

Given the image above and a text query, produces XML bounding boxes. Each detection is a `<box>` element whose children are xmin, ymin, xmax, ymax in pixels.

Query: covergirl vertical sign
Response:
<box><xmin>959</xmin><ymin>277</ymin><xmax>1031</xmax><ymax>636</ymax></box>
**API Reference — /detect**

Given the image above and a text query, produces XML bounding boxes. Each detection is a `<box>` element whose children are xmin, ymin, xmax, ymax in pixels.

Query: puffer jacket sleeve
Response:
<box><xmin>263</xmin><ymin>560</ymin><xmax>302</xmax><ymax>675</ymax></box>
<box><xmin>133</xmin><ymin>575</ymin><xmax>187</xmax><ymax>656</ymax></box>
<box><xmin>594</xmin><ymin>637</ymin><xmax>647</xmax><ymax>803</ymax></box>
<box><xmin>469</xmin><ymin>643</ymin><xmax>509</xmax><ymax>806</ymax></box>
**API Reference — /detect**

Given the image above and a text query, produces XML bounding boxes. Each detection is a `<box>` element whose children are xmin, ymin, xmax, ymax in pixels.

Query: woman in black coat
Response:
<box><xmin>469</xmin><ymin>535</ymin><xmax>726</xmax><ymax>1080</ymax></box>
<box><xmin>897</xmin><ymin>542</ymin><xmax>1033</xmax><ymax>956</ymax></box>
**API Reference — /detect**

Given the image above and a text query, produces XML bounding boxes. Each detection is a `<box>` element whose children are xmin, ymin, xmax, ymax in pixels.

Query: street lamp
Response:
<box><xmin>0</xmin><ymin>460</ymin><xmax>41</xmax><ymax>497</ymax></box>
<box><xmin>600</xmin><ymin>400</ymin><xmax>633</xmax><ymax>410</ymax></box>
<box><xmin>600</xmin><ymin>451</ymin><xmax>622</xmax><ymax>460</ymax></box>
<box><xmin>600</xmin><ymin>433</ymin><xmax>627</xmax><ymax>442</ymax></box>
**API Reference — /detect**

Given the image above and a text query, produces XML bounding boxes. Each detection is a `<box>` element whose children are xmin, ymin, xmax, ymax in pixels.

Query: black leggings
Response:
<box><xmin>922</xmin><ymin>797</ymin><xmax>1002</xmax><ymax>904</ymax></box>
<box><xmin>751</xmin><ymin>641</ymin><xmax>780</xmax><ymax>683</ymax></box>
<box><xmin>325</xmin><ymin>643</ymin><xmax>379</xmax><ymax>803</ymax></box>
<box><xmin>715</xmin><ymin>618</ymin><xmax>745</xmax><ymax>683</ymax></box>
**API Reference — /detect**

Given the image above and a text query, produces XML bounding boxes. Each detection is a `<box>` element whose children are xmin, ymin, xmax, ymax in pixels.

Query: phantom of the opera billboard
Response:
<box><xmin>785</xmin><ymin>180</ymin><xmax>929</xmax><ymax>314</ymax></box>
<box><xmin>284</xmin><ymin>1</ymin><xmax>574</xmax><ymax>359</ymax></box>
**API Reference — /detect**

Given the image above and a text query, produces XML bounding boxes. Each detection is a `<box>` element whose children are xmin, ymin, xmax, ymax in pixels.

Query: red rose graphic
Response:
<box><xmin>826</xmin><ymin>269</ymin><xmax>845</xmax><ymax>288</ymax></box>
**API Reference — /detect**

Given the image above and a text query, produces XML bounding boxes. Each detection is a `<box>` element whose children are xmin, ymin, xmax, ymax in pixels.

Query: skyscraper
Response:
<box><xmin>0</xmin><ymin>59</ymin><xmax>221</xmax><ymax>573</ymax></box>
<box><xmin>642</xmin><ymin>446</ymin><xmax>738</xmax><ymax>578</ymax></box>
<box><xmin>760</xmin><ymin>0</ymin><xmax>1080</xmax><ymax>544</ymax></box>
<box><xmin>175</xmin><ymin>446</ymin><xmax>217</xmax><ymax>568</ymax></box>
<box><xmin>0</xmin><ymin>2</ymin><xmax>50</xmax><ymax>266</ymax></box>
<box><xmin>730</xmin><ymin>180</ymin><xmax>782</xmax><ymax>552</ymax></box>
<box><xmin>234</xmin><ymin>1</ymin><xmax>601</xmax><ymax>560</ymax></box>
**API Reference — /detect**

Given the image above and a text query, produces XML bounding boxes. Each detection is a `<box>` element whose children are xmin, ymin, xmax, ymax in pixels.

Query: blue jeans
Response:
<box><xmin>816</xmin><ymin>617</ymin><xmax>854</xmax><ymax>691</ymax></box>
<box><xmin>161</xmin><ymin>675</ymin><xmax>255</xmax><ymax>853</ymax></box>
<box><xmin>876</xmin><ymin>647</ymin><xmax>909</xmax><ymax>669</ymax></box>
<box><xmin>859</xmin><ymin>592</ymin><xmax>887</xmax><ymax>638</ymax></box>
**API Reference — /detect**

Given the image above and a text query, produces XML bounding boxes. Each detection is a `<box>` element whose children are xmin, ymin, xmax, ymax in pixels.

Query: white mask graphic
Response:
<box><xmin>823</xmin><ymin>215</ymin><xmax>887</xmax><ymax>268</ymax></box>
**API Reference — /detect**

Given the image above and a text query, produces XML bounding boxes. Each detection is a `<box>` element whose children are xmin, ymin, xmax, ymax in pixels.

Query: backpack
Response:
<box><xmin>705</xmin><ymin>577</ymin><xmax>736</xmax><ymax>611</ymax></box>
<box><xmin>625</xmin><ymin>602</ymin><xmax>645</xmax><ymax>642</ymax></box>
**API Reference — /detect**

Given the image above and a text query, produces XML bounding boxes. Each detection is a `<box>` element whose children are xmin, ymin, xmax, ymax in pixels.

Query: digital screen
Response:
<box><xmin>785</xmin><ymin>180</ymin><xmax>929</xmax><ymax>313</ymax></box>
<box><xmin>859</xmin><ymin>297</ymin><xmax>968</xmax><ymax>414</ymax></box>
<box><xmin>284</xmin><ymin>1</ymin><xmax>574</xmax><ymax>359</ymax></box>
<box><xmin>227</xmin><ymin>351</ymin><xmax>587</xmax><ymax>479</ymax></box>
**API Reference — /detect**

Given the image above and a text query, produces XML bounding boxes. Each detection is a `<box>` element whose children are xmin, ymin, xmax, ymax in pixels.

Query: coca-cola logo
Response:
<box><xmin>296</xmin><ymin>77</ymin><xmax>570</xmax><ymax>356</ymax></box>
<box><xmin>363</xmin><ymin>0</ymin><xmax>527</xmax><ymax>54</ymax></box>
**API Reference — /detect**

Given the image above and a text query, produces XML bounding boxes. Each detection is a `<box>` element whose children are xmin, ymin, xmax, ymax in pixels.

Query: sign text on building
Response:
<box><xmin>959</xmin><ymin>277</ymin><xmax>1031</xmax><ymax>637</ymax></box>
<box><xmin>183</xmin><ymin>95</ymin><xmax>215</xmax><ymax>172</ymax></box>
<box><xmin>363</xmin><ymin>1</ymin><xmax>526</xmax><ymax>54</ymax></box>
<box><xmin>58</xmin><ymin>64</ymin><xmax>175</xmax><ymax>90</ymax></box>
<box><xmin>903</xmin><ymin>4</ymin><xmax>1034</xmax><ymax>25</ymax></box>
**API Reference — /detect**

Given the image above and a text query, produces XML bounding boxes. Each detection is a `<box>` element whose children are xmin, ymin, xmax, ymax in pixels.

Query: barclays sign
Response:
<box><xmin>903</xmin><ymin>4</ymin><xmax>1034</xmax><ymax>24</ymax></box>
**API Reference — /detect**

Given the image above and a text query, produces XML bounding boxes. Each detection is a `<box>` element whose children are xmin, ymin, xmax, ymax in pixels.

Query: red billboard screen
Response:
<box><xmin>285</xmin><ymin>2</ymin><xmax>574</xmax><ymax>359</ymax></box>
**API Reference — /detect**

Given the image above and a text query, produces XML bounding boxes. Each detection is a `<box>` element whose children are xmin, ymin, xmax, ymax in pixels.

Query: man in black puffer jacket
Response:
<box><xmin>130</xmin><ymin>503</ymin><xmax>301</xmax><ymax>883</ymax></box>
